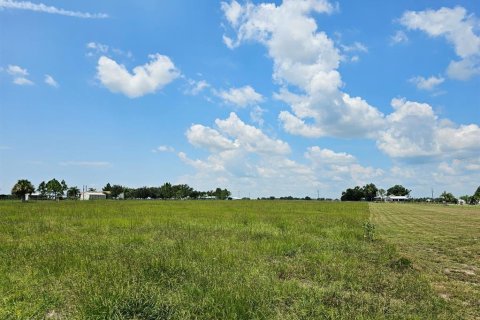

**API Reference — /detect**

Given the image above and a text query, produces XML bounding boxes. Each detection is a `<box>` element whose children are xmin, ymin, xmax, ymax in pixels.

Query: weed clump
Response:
<box><xmin>389</xmin><ymin>257</ymin><xmax>413</xmax><ymax>272</ymax></box>
<box><xmin>363</xmin><ymin>221</ymin><xmax>376</xmax><ymax>241</ymax></box>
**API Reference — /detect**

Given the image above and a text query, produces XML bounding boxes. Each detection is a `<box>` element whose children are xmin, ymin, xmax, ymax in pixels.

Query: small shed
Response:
<box><xmin>80</xmin><ymin>192</ymin><xmax>106</xmax><ymax>200</ymax></box>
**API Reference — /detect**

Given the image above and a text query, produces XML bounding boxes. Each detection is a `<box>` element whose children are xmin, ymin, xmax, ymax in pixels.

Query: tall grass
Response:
<box><xmin>1</xmin><ymin>200</ymin><xmax>453</xmax><ymax>319</ymax></box>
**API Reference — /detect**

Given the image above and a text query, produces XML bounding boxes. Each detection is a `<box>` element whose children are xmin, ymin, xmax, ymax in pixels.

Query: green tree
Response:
<box><xmin>11</xmin><ymin>179</ymin><xmax>35</xmax><ymax>202</ymax></box>
<box><xmin>67</xmin><ymin>186</ymin><xmax>80</xmax><ymax>199</ymax></box>
<box><xmin>387</xmin><ymin>185</ymin><xmax>411</xmax><ymax>196</ymax></box>
<box><xmin>440</xmin><ymin>191</ymin><xmax>456</xmax><ymax>204</ymax></box>
<box><xmin>472</xmin><ymin>186</ymin><xmax>480</xmax><ymax>204</ymax></box>
<box><xmin>37</xmin><ymin>181</ymin><xmax>47</xmax><ymax>198</ymax></box>
<box><xmin>110</xmin><ymin>185</ymin><xmax>125</xmax><ymax>198</ymax></box>
<box><xmin>362</xmin><ymin>183</ymin><xmax>378</xmax><ymax>201</ymax></box>
<box><xmin>173</xmin><ymin>184</ymin><xmax>194</xmax><ymax>199</ymax></box>
<box><xmin>377</xmin><ymin>188</ymin><xmax>386</xmax><ymax>199</ymax></box>
<box><xmin>159</xmin><ymin>183</ymin><xmax>174</xmax><ymax>199</ymax></box>
<box><xmin>341</xmin><ymin>186</ymin><xmax>364</xmax><ymax>201</ymax></box>
<box><xmin>212</xmin><ymin>187</ymin><xmax>231</xmax><ymax>200</ymax></box>
<box><xmin>102</xmin><ymin>183</ymin><xmax>113</xmax><ymax>198</ymax></box>
<box><xmin>61</xmin><ymin>180</ymin><xmax>68</xmax><ymax>194</ymax></box>
<box><xmin>46</xmin><ymin>178</ymin><xmax>63</xmax><ymax>200</ymax></box>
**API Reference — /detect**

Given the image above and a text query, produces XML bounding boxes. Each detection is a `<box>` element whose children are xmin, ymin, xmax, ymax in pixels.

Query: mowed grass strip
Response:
<box><xmin>371</xmin><ymin>203</ymin><xmax>480</xmax><ymax>319</ymax></box>
<box><xmin>1</xmin><ymin>200</ymin><xmax>453</xmax><ymax>319</ymax></box>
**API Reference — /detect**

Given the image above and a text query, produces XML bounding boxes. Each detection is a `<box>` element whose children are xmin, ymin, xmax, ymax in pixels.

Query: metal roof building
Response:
<box><xmin>79</xmin><ymin>192</ymin><xmax>106</xmax><ymax>200</ymax></box>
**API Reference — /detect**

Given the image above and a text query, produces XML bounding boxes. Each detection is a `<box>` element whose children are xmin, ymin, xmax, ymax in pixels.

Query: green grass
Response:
<box><xmin>0</xmin><ymin>200</ymin><xmax>455</xmax><ymax>319</ymax></box>
<box><xmin>371</xmin><ymin>203</ymin><xmax>480</xmax><ymax>319</ymax></box>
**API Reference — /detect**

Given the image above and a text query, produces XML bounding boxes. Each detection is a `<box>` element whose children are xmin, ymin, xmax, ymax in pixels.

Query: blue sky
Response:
<box><xmin>1</xmin><ymin>0</ymin><xmax>479</xmax><ymax>198</ymax></box>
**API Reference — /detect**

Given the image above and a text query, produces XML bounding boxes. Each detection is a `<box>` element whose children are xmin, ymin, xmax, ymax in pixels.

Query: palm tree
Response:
<box><xmin>11</xmin><ymin>179</ymin><xmax>35</xmax><ymax>202</ymax></box>
<box><xmin>67</xmin><ymin>186</ymin><xmax>80</xmax><ymax>199</ymax></box>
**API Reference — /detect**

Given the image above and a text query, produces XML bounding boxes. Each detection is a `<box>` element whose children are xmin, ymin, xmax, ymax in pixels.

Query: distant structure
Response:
<box><xmin>200</xmin><ymin>196</ymin><xmax>216</xmax><ymax>200</ymax></box>
<box><xmin>79</xmin><ymin>192</ymin><xmax>106</xmax><ymax>200</ymax></box>
<box><xmin>386</xmin><ymin>195</ymin><xmax>409</xmax><ymax>202</ymax></box>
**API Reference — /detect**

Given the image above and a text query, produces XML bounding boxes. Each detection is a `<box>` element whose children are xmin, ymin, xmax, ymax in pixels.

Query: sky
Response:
<box><xmin>0</xmin><ymin>0</ymin><xmax>479</xmax><ymax>199</ymax></box>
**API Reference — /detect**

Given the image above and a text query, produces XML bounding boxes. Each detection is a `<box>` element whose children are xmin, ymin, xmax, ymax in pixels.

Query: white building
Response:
<box><xmin>79</xmin><ymin>192</ymin><xmax>106</xmax><ymax>200</ymax></box>
<box><xmin>386</xmin><ymin>195</ymin><xmax>409</xmax><ymax>202</ymax></box>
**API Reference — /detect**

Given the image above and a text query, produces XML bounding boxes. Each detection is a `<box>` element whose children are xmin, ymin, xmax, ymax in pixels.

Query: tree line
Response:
<box><xmin>102</xmin><ymin>183</ymin><xmax>231</xmax><ymax>200</ymax></box>
<box><xmin>341</xmin><ymin>183</ymin><xmax>410</xmax><ymax>201</ymax></box>
<box><xmin>9</xmin><ymin>179</ymin><xmax>231</xmax><ymax>201</ymax></box>
<box><xmin>8</xmin><ymin>178</ymin><xmax>480</xmax><ymax>204</ymax></box>
<box><xmin>340</xmin><ymin>183</ymin><xmax>480</xmax><ymax>204</ymax></box>
<box><xmin>443</xmin><ymin>188</ymin><xmax>480</xmax><ymax>205</ymax></box>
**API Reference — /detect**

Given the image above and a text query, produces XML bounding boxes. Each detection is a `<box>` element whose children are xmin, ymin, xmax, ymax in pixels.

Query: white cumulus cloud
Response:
<box><xmin>250</xmin><ymin>106</ymin><xmax>266</xmax><ymax>126</ymax></box>
<box><xmin>399</xmin><ymin>6</ymin><xmax>480</xmax><ymax>80</ymax></box>
<box><xmin>216</xmin><ymin>112</ymin><xmax>290</xmax><ymax>155</ymax></box>
<box><xmin>186</xmin><ymin>124</ymin><xmax>237</xmax><ymax>152</ymax></box>
<box><xmin>377</xmin><ymin>98</ymin><xmax>480</xmax><ymax>159</ymax></box>
<box><xmin>178</xmin><ymin>112</ymin><xmax>388</xmax><ymax>198</ymax></box>
<box><xmin>305</xmin><ymin>146</ymin><xmax>356</xmax><ymax>165</ymax></box>
<box><xmin>216</xmin><ymin>85</ymin><xmax>264</xmax><ymax>107</ymax></box>
<box><xmin>222</xmin><ymin>0</ymin><xmax>385</xmax><ymax>138</ymax></box>
<box><xmin>179</xmin><ymin>113</ymin><xmax>317</xmax><ymax>197</ymax></box>
<box><xmin>96</xmin><ymin>54</ymin><xmax>180</xmax><ymax>98</ymax></box>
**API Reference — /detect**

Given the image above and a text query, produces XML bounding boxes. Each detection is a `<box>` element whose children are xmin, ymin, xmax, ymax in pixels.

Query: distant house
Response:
<box><xmin>79</xmin><ymin>192</ymin><xmax>106</xmax><ymax>200</ymax></box>
<box><xmin>457</xmin><ymin>199</ymin><xmax>466</xmax><ymax>205</ymax></box>
<box><xmin>200</xmin><ymin>196</ymin><xmax>216</xmax><ymax>200</ymax></box>
<box><xmin>386</xmin><ymin>195</ymin><xmax>409</xmax><ymax>202</ymax></box>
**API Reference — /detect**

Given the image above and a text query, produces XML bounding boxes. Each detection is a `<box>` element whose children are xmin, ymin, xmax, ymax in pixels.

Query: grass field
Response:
<box><xmin>371</xmin><ymin>203</ymin><xmax>480</xmax><ymax>319</ymax></box>
<box><xmin>0</xmin><ymin>200</ymin><xmax>469</xmax><ymax>319</ymax></box>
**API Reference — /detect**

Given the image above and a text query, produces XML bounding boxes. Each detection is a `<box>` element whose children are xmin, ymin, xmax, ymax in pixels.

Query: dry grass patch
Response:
<box><xmin>371</xmin><ymin>203</ymin><xmax>480</xmax><ymax>319</ymax></box>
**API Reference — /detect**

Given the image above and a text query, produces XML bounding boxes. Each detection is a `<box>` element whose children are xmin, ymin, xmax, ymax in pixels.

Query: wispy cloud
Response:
<box><xmin>0</xmin><ymin>0</ymin><xmax>108</xmax><ymax>19</ymax></box>
<box><xmin>59</xmin><ymin>161</ymin><xmax>111</xmax><ymax>167</ymax></box>
<box><xmin>7</xmin><ymin>65</ymin><xmax>33</xmax><ymax>85</ymax></box>
<box><xmin>152</xmin><ymin>145</ymin><xmax>175</xmax><ymax>153</ymax></box>
<box><xmin>184</xmin><ymin>79</ymin><xmax>210</xmax><ymax>95</ymax></box>
<box><xmin>44</xmin><ymin>74</ymin><xmax>58</xmax><ymax>87</ymax></box>
<box><xmin>86</xmin><ymin>42</ymin><xmax>132</xmax><ymax>59</ymax></box>
<box><xmin>409</xmin><ymin>75</ymin><xmax>445</xmax><ymax>91</ymax></box>
<box><xmin>390</xmin><ymin>30</ymin><xmax>408</xmax><ymax>45</ymax></box>
<box><xmin>341</xmin><ymin>42</ymin><xmax>368</xmax><ymax>53</ymax></box>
